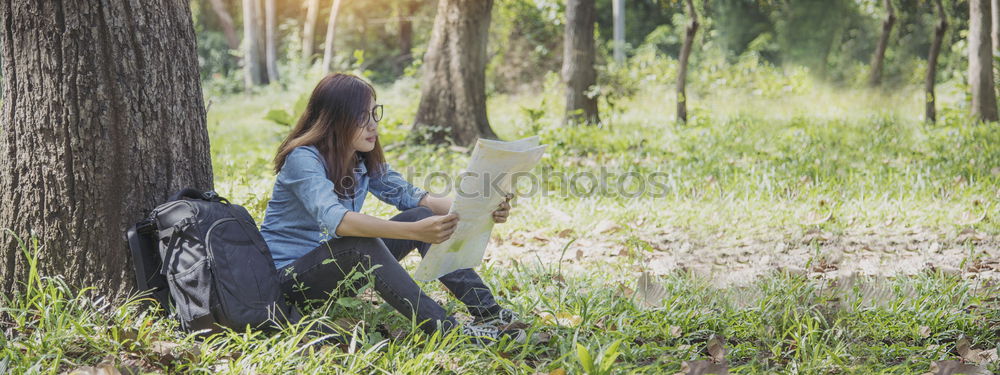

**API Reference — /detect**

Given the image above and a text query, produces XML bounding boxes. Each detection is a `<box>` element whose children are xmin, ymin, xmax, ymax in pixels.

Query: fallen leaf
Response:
<box><xmin>637</xmin><ymin>272</ymin><xmax>668</xmax><ymax>308</ymax></box>
<box><xmin>676</xmin><ymin>360</ymin><xmax>729</xmax><ymax>375</ymax></box>
<box><xmin>595</xmin><ymin>220</ymin><xmax>622</xmax><ymax>234</ymax></box>
<box><xmin>706</xmin><ymin>335</ymin><xmax>726</xmax><ymax>363</ymax></box>
<box><xmin>927</xmin><ymin>360</ymin><xmax>990</xmax><ymax>375</ymax></box>
<box><xmin>957</xmin><ymin>336</ymin><xmax>1000</xmax><ymax>365</ymax></box>
<box><xmin>918</xmin><ymin>326</ymin><xmax>931</xmax><ymax>338</ymax></box>
<box><xmin>956</xmin><ymin>211</ymin><xmax>987</xmax><ymax>226</ymax></box>
<box><xmin>802</xmin><ymin>210</ymin><xmax>833</xmax><ymax>226</ymax></box>
<box><xmin>68</xmin><ymin>364</ymin><xmax>123</xmax><ymax>375</ymax></box>
<box><xmin>538</xmin><ymin>312</ymin><xmax>582</xmax><ymax>328</ymax></box>
<box><xmin>669</xmin><ymin>325</ymin><xmax>682</xmax><ymax>338</ymax></box>
<box><xmin>557</xmin><ymin>229</ymin><xmax>576</xmax><ymax>238</ymax></box>
<box><xmin>575</xmin><ymin>249</ymin><xmax>584</xmax><ymax>261</ymax></box>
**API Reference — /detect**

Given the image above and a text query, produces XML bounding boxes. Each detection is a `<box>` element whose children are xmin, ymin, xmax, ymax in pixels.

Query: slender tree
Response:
<box><xmin>0</xmin><ymin>0</ymin><xmax>214</xmax><ymax>296</ymax></box>
<box><xmin>969</xmin><ymin>0</ymin><xmax>999</xmax><ymax>121</ymax></box>
<box><xmin>926</xmin><ymin>0</ymin><xmax>947</xmax><ymax>123</ymax></box>
<box><xmin>411</xmin><ymin>0</ymin><xmax>498</xmax><ymax>145</ymax></box>
<box><xmin>303</xmin><ymin>0</ymin><xmax>321</xmax><ymax>64</ymax></box>
<box><xmin>208</xmin><ymin>0</ymin><xmax>241</xmax><ymax>51</ymax></box>
<box><xmin>562</xmin><ymin>0</ymin><xmax>600</xmax><ymax>125</ymax></box>
<box><xmin>243</xmin><ymin>0</ymin><xmax>266</xmax><ymax>86</ymax></box>
<box><xmin>869</xmin><ymin>0</ymin><xmax>896</xmax><ymax>86</ymax></box>
<box><xmin>264</xmin><ymin>0</ymin><xmax>280</xmax><ymax>82</ymax></box>
<box><xmin>677</xmin><ymin>0</ymin><xmax>699</xmax><ymax>123</ymax></box>
<box><xmin>398</xmin><ymin>0</ymin><xmax>420</xmax><ymax>69</ymax></box>
<box><xmin>322</xmin><ymin>0</ymin><xmax>344</xmax><ymax>72</ymax></box>
<box><xmin>993</xmin><ymin>0</ymin><xmax>1000</xmax><ymax>51</ymax></box>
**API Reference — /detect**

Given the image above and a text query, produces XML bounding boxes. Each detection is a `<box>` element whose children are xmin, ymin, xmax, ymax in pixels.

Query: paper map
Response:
<box><xmin>413</xmin><ymin>136</ymin><xmax>547</xmax><ymax>281</ymax></box>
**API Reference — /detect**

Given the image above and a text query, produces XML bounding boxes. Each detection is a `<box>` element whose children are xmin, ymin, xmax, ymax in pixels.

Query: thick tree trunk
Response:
<box><xmin>322</xmin><ymin>0</ymin><xmax>343</xmax><ymax>72</ymax></box>
<box><xmin>243</xmin><ymin>0</ymin><xmax>265</xmax><ymax>87</ymax></box>
<box><xmin>562</xmin><ymin>0</ymin><xmax>600</xmax><ymax>125</ymax></box>
<box><xmin>0</xmin><ymin>0</ymin><xmax>214</xmax><ymax>297</ymax></box>
<box><xmin>869</xmin><ymin>0</ymin><xmax>895</xmax><ymax>87</ymax></box>
<box><xmin>969</xmin><ymin>0</ymin><xmax>999</xmax><ymax>121</ymax></box>
<box><xmin>926</xmin><ymin>0</ymin><xmax>947</xmax><ymax>123</ymax></box>
<box><xmin>302</xmin><ymin>0</ymin><xmax>320</xmax><ymax>64</ymax></box>
<box><xmin>208</xmin><ymin>0</ymin><xmax>240</xmax><ymax>50</ymax></box>
<box><xmin>677</xmin><ymin>0</ymin><xmax>699</xmax><ymax>123</ymax></box>
<box><xmin>264</xmin><ymin>0</ymin><xmax>279</xmax><ymax>82</ymax></box>
<box><xmin>411</xmin><ymin>0</ymin><xmax>497</xmax><ymax>146</ymax></box>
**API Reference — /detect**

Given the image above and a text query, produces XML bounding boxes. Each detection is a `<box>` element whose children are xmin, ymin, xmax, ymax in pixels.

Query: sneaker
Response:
<box><xmin>461</xmin><ymin>323</ymin><xmax>526</xmax><ymax>345</ymax></box>
<box><xmin>473</xmin><ymin>307</ymin><xmax>520</xmax><ymax>327</ymax></box>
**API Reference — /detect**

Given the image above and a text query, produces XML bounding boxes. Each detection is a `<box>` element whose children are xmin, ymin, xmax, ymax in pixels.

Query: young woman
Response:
<box><xmin>260</xmin><ymin>73</ymin><xmax>524</xmax><ymax>343</ymax></box>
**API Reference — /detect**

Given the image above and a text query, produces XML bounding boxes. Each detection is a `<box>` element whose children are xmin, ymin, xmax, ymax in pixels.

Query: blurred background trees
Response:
<box><xmin>188</xmin><ymin>0</ymin><xmax>1000</xmax><ymax>135</ymax></box>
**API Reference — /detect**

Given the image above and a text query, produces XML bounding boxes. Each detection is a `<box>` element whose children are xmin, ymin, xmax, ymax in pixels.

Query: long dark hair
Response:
<box><xmin>274</xmin><ymin>73</ymin><xmax>385</xmax><ymax>197</ymax></box>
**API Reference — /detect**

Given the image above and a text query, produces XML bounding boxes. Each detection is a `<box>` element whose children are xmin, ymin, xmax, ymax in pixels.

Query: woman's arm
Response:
<box><xmin>418</xmin><ymin>194</ymin><xmax>453</xmax><ymax>215</ymax></box>
<box><xmin>336</xmin><ymin>211</ymin><xmax>459</xmax><ymax>244</ymax></box>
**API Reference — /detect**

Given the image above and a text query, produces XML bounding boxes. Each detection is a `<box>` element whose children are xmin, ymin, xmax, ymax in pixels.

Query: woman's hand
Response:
<box><xmin>411</xmin><ymin>213</ymin><xmax>459</xmax><ymax>244</ymax></box>
<box><xmin>492</xmin><ymin>194</ymin><xmax>513</xmax><ymax>224</ymax></box>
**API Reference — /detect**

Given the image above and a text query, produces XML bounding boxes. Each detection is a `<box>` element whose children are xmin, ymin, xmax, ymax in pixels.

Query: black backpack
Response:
<box><xmin>126</xmin><ymin>188</ymin><xmax>298</xmax><ymax>334</ymax></box>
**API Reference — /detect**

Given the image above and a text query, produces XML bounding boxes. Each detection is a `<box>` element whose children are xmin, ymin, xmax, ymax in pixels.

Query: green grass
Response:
<box><xmin>3</xmin><ymin>69</ymin><xmax>1000</xmax><ymax>373</ymax></box>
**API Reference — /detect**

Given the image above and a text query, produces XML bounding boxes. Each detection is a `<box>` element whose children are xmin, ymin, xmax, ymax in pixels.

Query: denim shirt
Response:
<box><xmin>260</xmin><ymin>146</ymin><xmax>428</xmax><ymax>269</ymax></box>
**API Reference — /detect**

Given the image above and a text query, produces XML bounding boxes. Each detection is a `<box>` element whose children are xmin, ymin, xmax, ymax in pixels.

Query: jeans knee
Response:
<box><xmin>396</xmin><ymin>206</ymin><xmax>434</xmax><ymax>222</ymax></box>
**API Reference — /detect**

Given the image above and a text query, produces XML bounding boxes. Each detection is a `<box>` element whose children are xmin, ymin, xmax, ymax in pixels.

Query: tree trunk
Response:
<box><xmin>243</xmin><ymin>0</ymin><xmax>265</xmax><ymax>87</ymax></box>
<box><xmin>411</xmin><ymin>0</ymin><xmax>497</xmax><ymax>146</ymax></box>
<box><xmin>398</xmin><ymin>0</ymin><xmax>419</xmax><ymax>69</ymax></box>
<box><xmin>612</xmin><ymin>0</ymin><xmax>625</xmax><ymax>64</ymax></box>
<box><xmin>993</xmin><ymin>0</ymin><xmax>999</xmax><ymax>52</ymax></box>
<box><xmin>969</xmin><ymin>0</ymin><xmax>999</xmax><ymax>121</ymax></box>
<box><xmin>302</xmin><ymin>0</ymin><xmax>320</xmax><ymax>64</ymax></box>
<box><xmin>926</xmin><ymin>0</ymin><xmax>947</xmax><ymax>123</ymax></box>
<box><xmin>208</xmin><ymin>0</ymin><xmax>240</xmax><ymax>50</ymax></box>
<box><xmin>562</xmin><ymin>0</ymin><xmax>600</xmax><ymax>125</ymax></box>
<box><xmin>0</xmin><ymin>0</ymin><xmax>214</xmax><ymax>297</ymax></box>
<box><xmin>677</xmin><ymin>0</ymin><xmax>699</xmax><ymax>123</ymax></box>
<box><xmin>322</xmin><ymin>0</ymin><xmax>343</xmax><ymax>72</ymax></box>
<box><xmin>869</xmin><ymin>0</ymin><xmax>895</xmax><ymax>87</ymax></box>
<box><xmin>264</xmin><ymin>0</ymin><xmax>279</xmax><ymax>82</ymax></box>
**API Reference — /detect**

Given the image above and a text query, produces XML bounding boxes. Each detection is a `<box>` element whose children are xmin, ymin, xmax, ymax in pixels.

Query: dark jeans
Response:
<box><xmin>277</xmin><ymin>207</ymin><xmax>500</xmax><ymax>334</ymax></box>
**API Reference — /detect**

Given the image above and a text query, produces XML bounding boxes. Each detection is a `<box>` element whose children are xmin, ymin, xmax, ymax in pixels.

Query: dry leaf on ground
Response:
<box><xmin>925</xmin><ymin>360</ymin><xmax>991</xmax><ymax>375</ymax></box>
<box><xmin>538</xmin><ymin>312</ymin><xmax>582</xmax><ymax>328</ymax></box>
<box><xmin>637</xmin><ymin>272</ymin><xmax>668</xmax><ymax>308</ymax></box>
<box><xmin>957</xmin><ymin>336</ymin><xmax>1000</xmax><ymax>365</ymax></box>
<box><xmin>674</xmin><ymin>360</ymin><xmax>729</xmax><ymax>375</ymax></box>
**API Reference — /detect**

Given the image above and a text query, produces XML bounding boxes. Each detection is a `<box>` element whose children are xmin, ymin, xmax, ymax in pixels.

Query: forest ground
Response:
<box><xmin>4</xmin><ymin>72</ymin><xmax>1000</xmax><ymax>373</ymax></box>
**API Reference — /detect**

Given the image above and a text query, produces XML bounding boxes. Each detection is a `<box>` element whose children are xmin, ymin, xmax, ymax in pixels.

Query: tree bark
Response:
<box><xmin>264</xmin><ymin>0</ymin><xmax>279</xmax><ymax>82</ymax></box>
<box><xmin>969</xmin><ymin>0</ymin><xmax>999</xmax><ymax>121</ymax></box>
<box><xmin>302</xmin><ymin>0</ymin><xmax>320</xmax><ymax>64</ymax></box>
<box><xmin>243</xmin><ymin>0</ymin><xmax>265</xmax><ymax>86</ymax></box>
<box><xmin>0</xmin><ymin>0</ymin><xmax>214</xmax><ymax>297</ymax></box>
<box><xmin>208</xmin><ymin>0</ymin><xmax>240</xmax><ymax>50</ymax></box>
<box><xmin>677</xmin><ymin>0</ymin><xmax>699</xmax><ymax>123</ymax></box>
<box><xmin>926</xmin><ymin>0</ymin><xmax>947</xmax><ymax>123</ymax></box>
<box><xmin>562</xmin><ymin>0</ymin><xmax>600</xmax><ymax>125</ymax></box>
<box><xmin>411</xmin><ymin>0</ymin><xmax>497</xmax><ymax>146</ymax></box>
<box><xmin>869</xmin><ymin>0</ymin><xmax>895</xmax><ymax>87</ymax></box>
<box><xmin>322</xmin><ymin>0</ymin><xmax>343</xmax><ymax>72</ymax></box>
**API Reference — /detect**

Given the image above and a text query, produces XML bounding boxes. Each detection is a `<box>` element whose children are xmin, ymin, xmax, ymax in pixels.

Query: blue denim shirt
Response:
<box><xmin>260</xmin><ymin>146</ymin><xmax>428</xmax><ymax>269</ymax></box>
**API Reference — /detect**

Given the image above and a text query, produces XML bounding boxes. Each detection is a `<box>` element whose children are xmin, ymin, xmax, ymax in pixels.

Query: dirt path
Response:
<box><xmin>481</xmin><ymin>224</ymin><xmax>1000</xmax><ymax>287</ymax></box>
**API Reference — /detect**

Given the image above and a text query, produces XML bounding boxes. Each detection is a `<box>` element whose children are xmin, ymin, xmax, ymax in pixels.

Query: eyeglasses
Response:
<box><xmin>361</xmin><ymin>104</ymin><xmax>383</xmax><ymax>125</ymax></box>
